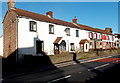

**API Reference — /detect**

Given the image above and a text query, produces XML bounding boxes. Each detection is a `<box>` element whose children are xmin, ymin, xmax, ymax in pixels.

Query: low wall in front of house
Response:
<box><xmin>2</xmin><ymin>49</ymin><xmax>120</xmax><ymax>67</ymax></box>
<box><xmin>49</xmin><ymin>48</ymin><xmax>120</xmax><ymax>64</ymax></box>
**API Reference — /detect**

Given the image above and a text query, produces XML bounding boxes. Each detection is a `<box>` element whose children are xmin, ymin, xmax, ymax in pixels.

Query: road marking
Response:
<box><xmin>47</xmin><ymin>75</ymin><xmax>71</xmax><ymax>83</ymax></box>
<box><xmin>55</xmin><ymin>61</ymin><xmax>74</xmax><ymax>68</ymax></box>
<box><xmin>88</xmin><ymin>63</ymin><xmax>110</xmax><ymax>71</ymax></box>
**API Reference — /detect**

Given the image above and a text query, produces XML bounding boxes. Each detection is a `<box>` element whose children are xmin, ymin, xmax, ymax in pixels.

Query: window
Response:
<box><xmin>65</xmin><ymin>28</ymin><xmax>70</xmax><ymax>36</ymax></box>
<box><xmin>76</xmin><ymin>30</ymin><xmax>79</xmax><ymax>37</ymax></box>
<box><xmin>107</xmin><ymin>35</ymin><xmax>110</xmax><ymax>40</ymax></box>
<box><xmin>94</xmin><ymin>33</ymin><xmax>97</xmax><ymax>39</ymax></box>
<box><xmin>30</xmin><ymin>21</ymin><xmax>37</xmax><ymax>32</ymax></box>
<box><xmin>90</xmin><ymin>32</ymin><xmax>92</xmax><ymax>38</ymax></box>
<box><xmin>99</xmin><ymin>34</ymin><xmax>102</xmax><ymax>39</ymax></box>
<box><xmin>49</xmin><ymin>24</ymin><xmax>54</xmax><ymax>34</ymax></box>
<box><xmin>96</xmin><ymin>33</ymin><xmax>98</xmax><ymax>39</ymax></box>
<box><xmin>112</xmin><ymin>36</ymin><xmax>114</xmax><ymax>41</ymax></box>
<box><xmin>89</xmin><ymin>32</ymin><xmax>93</xmax><ymax>39</ymax></box>
<box><xmin>92</xmin><ymin>33</ymin><xmax>94</xmax><ymax>38</ymax></box>
<box><xmin>59</xmin><ymin>40</ymin><xmax>66</xmax><ymax>52</ymax></box>
<box><xmin>70</xmin><ymin>43</ymin><xmax>75</xmax><ymax>51</ymax></box>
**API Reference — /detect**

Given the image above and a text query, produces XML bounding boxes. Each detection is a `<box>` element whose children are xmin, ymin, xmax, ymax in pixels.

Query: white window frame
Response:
<box><xmin>49</xmin><ymin>24</ymin><xmax>54</xmax><ymax>34</ymax></box>
<box><xmin>30</xmin><ymin>21</ymin><xmax>37</xmax><ymax>32</ymax></box>
<box><xmin>65</xmin><ymin>28</ymin><xmax>70</xmax><ymax>36</ymax></box>
<box><xmin>70</xmin><ymin>43</ymin><xmax>75</xmax><ymax>51</ymax></box>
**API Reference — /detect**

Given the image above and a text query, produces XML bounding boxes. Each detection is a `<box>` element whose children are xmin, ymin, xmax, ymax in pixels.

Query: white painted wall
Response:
<box><xmin>18</xmin><ymin>18</ymin><xmax>37</xmax><ymax>56</ymax></box>
<box><xmin>17</xmin><ymin>17</ymin><xmax>115</xmax><ymax>56</ymax></box>
<box><xmin>17</xmin><ymin>17</ymin><xmax>90</xmax><ymax>55</ymax></box>
<box><xmin>0</xmin><ymin>36</ymin><xmax>3</xmax><ymax>56</ymax></box>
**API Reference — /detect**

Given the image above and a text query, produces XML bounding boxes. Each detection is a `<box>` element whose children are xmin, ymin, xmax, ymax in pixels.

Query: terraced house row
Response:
<box><xmin>1</xmin><ymin>0</ymin><xmax>118</xmax><ymax>60</ymax></box>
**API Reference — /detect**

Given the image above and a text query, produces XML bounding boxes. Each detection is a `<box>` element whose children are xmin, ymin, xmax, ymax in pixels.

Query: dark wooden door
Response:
<box><xmin>54</xmin><ymin>44</ymin><xmax>59</xmax><ymax>54</ymax></box>
<box><xmin>36</xmin><ymin>40</ymin><xmax>43</xmax><ymax>54</ymax></box>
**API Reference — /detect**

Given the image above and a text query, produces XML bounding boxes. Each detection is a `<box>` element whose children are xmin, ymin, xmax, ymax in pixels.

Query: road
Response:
<box><xmin>2</xmin><ymin>54</ymin><xmax>120</xmax><ymax>83</ymax></box>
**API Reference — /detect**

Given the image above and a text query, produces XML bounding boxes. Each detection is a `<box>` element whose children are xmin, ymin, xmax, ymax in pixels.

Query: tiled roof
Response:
<box><xmin>13</xmin><ymin>8</ymin><xmax>112</xmax><ymax>35</ymax></box>
<box><xmin>54</xmin><ymin>37</ymin><xmax>62</xmax><ymax>44</ymax></box>
<box><xmin>80</xmin><ymin>39</ymin><xmax>89</xmax><ymax>44</ymax></box>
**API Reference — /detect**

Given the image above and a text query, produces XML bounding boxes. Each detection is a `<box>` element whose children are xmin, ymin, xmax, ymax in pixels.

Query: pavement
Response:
<box><xmin>54</xmin><ymin>54</ymin><xmax>117</xmax><ymax>67</ymax></box>
<box><xmin>2</xmin><ymin>54</ymin><xmax>120</xmax><ymax>83</ymax></box>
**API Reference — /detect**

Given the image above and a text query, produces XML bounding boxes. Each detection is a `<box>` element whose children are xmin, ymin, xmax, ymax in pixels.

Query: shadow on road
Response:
<box><xmin>85</xmin><ymin>63</ymin><xmax>120</xmax><ymax>83</ymax></box>
<box><xmin>2</xmin><ymin>52</ymin><xmax>69</xmax><ymax>83</ymax></box>
<box><xmin>72</xmin><ymin>53</ymin><xmax>120</xmax><ymax>83</ymax></box>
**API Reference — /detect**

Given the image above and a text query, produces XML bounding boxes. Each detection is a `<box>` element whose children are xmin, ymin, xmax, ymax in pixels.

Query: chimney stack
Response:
<box><xmin>105</xmin><ymin>28</ymin><xmax>112</xmax><ymax>33</ymax></box>
<box><xmin>7</xmin><ymin>0</ymin><xmax>15</xmax><ymax>10</ymax></box>
<box><xmin>46</xmin><ymin>11</ymin><xmax>53</xmax><ymax>18</ymax></box>
<box><xmin>72</xmin><ymin>16</ymin><xmax>77</xmax><ymax>24</ymax></box>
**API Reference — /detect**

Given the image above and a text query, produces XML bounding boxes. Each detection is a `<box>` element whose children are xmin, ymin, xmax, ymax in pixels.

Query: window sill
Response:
<box><xmin>49</xmin><ymin>32</ymin><xmax>54</xmax><ymax>34</ymax></box>
<box><xmin>66</xmin><ymin>34</ymin><xmax>70</xmax><ymax>36</ymax></box>
<box><xmin>30</xmin><ymin>30</ymin><xmax>37</xmax><ymax>32</ymax></box>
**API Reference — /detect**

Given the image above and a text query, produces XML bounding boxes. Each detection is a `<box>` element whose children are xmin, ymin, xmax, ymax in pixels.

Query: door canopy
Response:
<box><xmin>80</xmin><ymin>39</ymin><xmax>89</xmax><ymax>44</ymax></box>
<box><xmin>54</xmin><ymin>37</ymin><xmax>62</xmax><ymax>44</ymax></box>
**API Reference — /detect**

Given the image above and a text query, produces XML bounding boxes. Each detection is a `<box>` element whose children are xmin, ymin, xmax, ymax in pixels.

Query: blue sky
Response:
<box><xmin>0</xmin><ymin>2</ymin><xmax>118</xmax><ymax>36</ymax></box>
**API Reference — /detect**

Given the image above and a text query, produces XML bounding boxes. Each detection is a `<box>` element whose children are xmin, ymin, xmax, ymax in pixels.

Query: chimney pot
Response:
<box><xmin>105</xmin><ymin>28</ymin><xmax>112</xmax><ymax>33</ymax></box>
<box><xmin>72</xmin><ymin>16</ymin><xmax>77</xmax><ymax>23</ymax></box>
<box><xmin>7</xmin><ymin>0</ymin><xmax>15</xmax><ymax>10</ymax></box>
<box><xmin>46</xmin><ymin>11</ymin><xmax>53</xmax><ymax>18</ymax></box>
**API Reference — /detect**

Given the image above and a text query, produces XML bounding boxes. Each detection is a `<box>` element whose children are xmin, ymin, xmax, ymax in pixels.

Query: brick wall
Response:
<box><xmin>3</xmin><ymin>10</ymin><xmax>18</xmax><ymax>58</ymax></box>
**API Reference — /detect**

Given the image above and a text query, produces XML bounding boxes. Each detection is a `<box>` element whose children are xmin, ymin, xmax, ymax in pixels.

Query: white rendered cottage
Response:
<box><xmin>3</xmin><ymin>0</ymin><xmax>116</xmax><ymax>61</ymax></box>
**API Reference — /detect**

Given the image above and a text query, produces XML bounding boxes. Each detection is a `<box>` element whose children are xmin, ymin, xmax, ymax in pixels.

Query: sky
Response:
<box><xmin>0</xmin><ymin>2</ymin><xmax>119</xmax><ymax>36</ymax></box>
<box><xmin>1</xmin><ymin>0</ymin><xmax>120</xmax><ymax>2</ymax></box>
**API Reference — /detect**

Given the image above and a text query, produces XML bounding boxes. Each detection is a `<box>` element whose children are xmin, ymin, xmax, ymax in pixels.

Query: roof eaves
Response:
<box><xmin>14</xmin><ymin>8</ymin><xmax>113</xmax><ymax>35</ymax></box>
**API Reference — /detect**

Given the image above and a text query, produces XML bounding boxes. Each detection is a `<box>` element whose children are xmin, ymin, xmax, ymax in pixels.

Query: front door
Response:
<box><xmin>36</xmin><ymin>40</ymin><xmax>43</xmax><ymax>54</ymax></box>
<box><xmin>80</xmin><ymin>44</ymin><xmax>84</xmax><ymax>52</ymax></box>
<box><xmin>54</xmin><ymin>44</ymin><xmax>59</xmax><ymax>54</ymax></box>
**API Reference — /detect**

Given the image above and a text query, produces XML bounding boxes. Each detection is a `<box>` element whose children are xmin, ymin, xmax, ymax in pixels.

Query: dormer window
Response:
<box><xmin>30</xmin><ymin>21</ymin><xmax>37</xmax><ymax>32</ymax></box>
<box><xmin>65</xmin><ymin>28</ymin><xmax>70</xmax><ymax>36</ymax></box>
<box><xmin>49</xmin><ymin>24</ymin><xmax>54</xmax><ymax>34</ymax></box>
